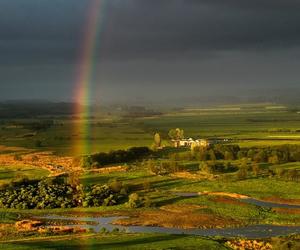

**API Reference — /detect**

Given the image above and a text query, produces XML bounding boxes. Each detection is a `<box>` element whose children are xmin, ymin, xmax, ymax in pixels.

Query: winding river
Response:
<box><xmin>40</xmin><ymin>214</ymin><xmax>300</xmax><ymax>239</ymax></box>
<box><xmin>38</xmin><ymin>192</ymin><xmax>300</xmax><ymax>238</ymax></box>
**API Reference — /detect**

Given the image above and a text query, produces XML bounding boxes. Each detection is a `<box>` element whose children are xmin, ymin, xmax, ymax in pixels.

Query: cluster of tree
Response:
<box><xmin>80</xmin><ymin>147</ymin><xmax>152</xmax><ymax>168</ymax></box>
<box><xmin>0</xmin><ymin>178</ymin><xmax>127</xmax><ymax>209</ymax></box>
<box><xmin>238</xmin><ymin>145</ymin><xmax>300</xmax><ymax>163</ymax></box>
<box><xmin>18</xmin><ymin>120</ymin><xmax>54</xmax><ymax>131</ymax></box>
<box><xmin>199</xmin><ymin>161</ymin><xmax>238</xmax><ymax>174</ymax></box>
<box><xmin>189</xmin><ymin>144</ymin><xmax>300</xmax><ymax>164</ymax></box>
<box><xmin>126</xmin><ymin>193</ymin><xmax>152</xmax><ymax>208</ymax></box>
<box><xmin>147</xmin><ymin>159</ymin><xmax>180</xmax><ymax>175</ymax></box>
<box><xmin>168</xmin><ymin>128</ymin><xmax>184</xmax><ymax>140</ymax></box>
<box><xmin>274</xmin><ymin>168</ymin><xmax>300</xmax><ymax>182</ymax></box>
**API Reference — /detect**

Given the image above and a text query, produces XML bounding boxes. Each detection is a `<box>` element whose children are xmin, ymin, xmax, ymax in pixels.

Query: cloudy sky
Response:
<box><xmin>0</xmin><ymin>0</ymin><xmax>300</xmax><ymax>104</ymax></box>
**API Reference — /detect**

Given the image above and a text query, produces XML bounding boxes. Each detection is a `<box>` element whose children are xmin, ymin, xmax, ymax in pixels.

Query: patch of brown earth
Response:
<box><xmin>272</xmin><ymin>208</ymin><xmax>300</xmax><ymax>215</ymax></box>
<box><xmin>38</xmin><ymin>226</ymin><xmax>88</xmax><ymax>234</ymax></box>
<box><xmin>263</xmin><ymin>196</ymin><xmax>300</xmax><ymax>206</ymax></box>
<box><xmin>171</xmin><ymin>171</ymin><xmax>216</xmax><ymax>180</ymax></box>
<box><xmin>210</xmin><ymin>196</ymin><xmax>247</xmax><ymax>206</ymax></box>
<box><xmin>0</xmin><ymin>145</ymin><xmax>30</xmax><ymax>152</ymax></box>
<box><xmin>15</xmin><ymin>220</ymin><xmax>43</xmax><ymax>231</ymax></box>
<box><xmin>0</xmin><ymin>224</ymin><xmax>12</xmax><ymax>230</ymax></box>
<box><xmin>0</xmin><ymin>152</ymin><xmax>76</xmax><ymax>177</ymax></box>
<box><xmin>201</xmin><ymin>191</ymin><xmax>249</xmax><ymax>199</ymax></box>
<box><xmin>113</xmin><ymin>209</ymin><xmax>239</xmax><ymax>229</ymax></box>
<box><xmin>15</xmin><ymin>220</ymin><xmax>88</xmax><ymax>234</ymax></box>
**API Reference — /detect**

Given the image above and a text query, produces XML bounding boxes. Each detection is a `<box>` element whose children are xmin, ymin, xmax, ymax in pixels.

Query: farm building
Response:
<box><xmin>172</xmin><ymin>138</ymin><xmax>209</xmax><ymax>148</ymax></box>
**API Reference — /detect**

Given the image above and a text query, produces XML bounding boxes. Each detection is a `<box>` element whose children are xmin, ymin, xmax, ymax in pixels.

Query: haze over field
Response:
<box><xmin>0</xmin><ymin>0</ymin><xmax>300</xmax><ymax>105</ymax></box>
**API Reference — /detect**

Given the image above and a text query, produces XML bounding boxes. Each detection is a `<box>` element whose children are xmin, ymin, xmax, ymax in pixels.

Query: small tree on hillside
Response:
<box><xmin>153</xmin><ymin>133</ymin><xmax>162</xmax><ymax>149</ymax></box>
<box><xmin>168</xmin><ymin>128</ymin><xmax>184</xmax><ymax>140</ymax></box>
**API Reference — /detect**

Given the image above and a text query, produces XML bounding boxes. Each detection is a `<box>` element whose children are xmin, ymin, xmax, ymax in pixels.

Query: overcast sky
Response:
<box><xmin>0</xmin><ymin>0</ymin><xmax>300</xmax><ymax>104</ymax></box>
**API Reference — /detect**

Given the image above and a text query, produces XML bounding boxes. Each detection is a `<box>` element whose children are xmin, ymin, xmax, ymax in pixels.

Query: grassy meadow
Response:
<box><xmin>0</xmin><ymin>103</ymin><xmax>300</xmax><ymax>249</ymax></box>
<box><xmin>1</xmin><ymin>103</ymin><xmax>300</xmax><ymax>156</ymax></box>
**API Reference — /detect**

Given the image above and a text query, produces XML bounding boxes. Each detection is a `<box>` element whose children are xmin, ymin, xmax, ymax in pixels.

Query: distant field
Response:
<box><xmin>0</xmin><ymin>120</ymin><xmax>154</xmax><ymax>156</ymax></box>
<box><xmin>0</xmin><ymin>166</ymin><xmax>49</xmax><ymax>184</ymax></box>
<box><xmin>0</xmin><ymin>104</ymin><xmax>300</xmax><ymax>156</ymax></box>
<box><xmin>140</xmin><ymin>106</ymin><xmax>300</xmax><ymax>147</ymax></box>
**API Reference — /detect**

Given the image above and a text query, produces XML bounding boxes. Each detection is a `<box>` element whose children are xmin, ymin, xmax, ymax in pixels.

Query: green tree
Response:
<box><xmin>126</xmin><ymin>193</ymin><xmax>142</xmax><ymax>208</ymax></box>
<box><xmin>168</xmin><ymin>128</ymin><xmax>184</xmax><ymax>140</ymax></box>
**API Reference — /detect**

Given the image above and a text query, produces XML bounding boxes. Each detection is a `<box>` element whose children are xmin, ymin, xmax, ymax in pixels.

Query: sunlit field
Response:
<box><xmin>0</xmin><ymin>103</ymin><xmax>299</xmax><ymax>249</ymax></box>
<box><xmin>1</xmin><ymin>104</ymin><xmax>300</xmax><ymax>156</ymax></box>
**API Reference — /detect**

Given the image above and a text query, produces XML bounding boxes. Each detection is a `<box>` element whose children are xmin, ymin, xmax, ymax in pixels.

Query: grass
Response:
<box><xmin>171</xmin><ymin>178</ymin><xmax>300</xmax><ymax>199</ymax></box>
<box><xmin>1</xmin><ymin>105</ymin><xmax>300</xmax><ymax>155</ymax></box>
<box><xmin>0</xmin><ymin>233</ymin><xmax>227</xmax><ymax>250</ymax></box>
<box><xmin>0</xmin><ymin>104</ymin><xmax>300</xmax><ymax>247</ymax></box>
<box><xmin>0</xmin><ymin>165</ymin><xmax>49</xmax><ymax>185</ymax></box>
<box><xmin>0</xmin><ymin>120</ymin><xmax>154</xmax><ymax>156</ymax></box>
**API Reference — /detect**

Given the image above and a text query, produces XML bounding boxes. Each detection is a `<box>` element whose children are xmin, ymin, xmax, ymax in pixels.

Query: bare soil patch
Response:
<box><xmin>0</xmin><ymin>151</ymin><xmax>75</xmax><ymax>177</ymax></box>
<box><xmin>200</xmin><ymin>191</ymin><xmax>249</xmax><ymax>199</ymax></box>
<box><xmin>171</xmin><ymin>171</ymin><xmax>217</xmax><ymax>180</ymax></box>
<box><xmin>273</xmin><ymin>208</ymin><xmax>300</xmax><ymax>215</ymax></box>
<box><xmin>0</xmin><ymin>145</ymin><xmax>30</xmax><ymax>152</ymax></box>
<box><xmin>210</xmin><ymin>196</ymin><xmax>247</xmax><ymax>206</ymax></box>
<box><xmin>262</xmin><ymin>196</ymin><xmax>300</xmax><ymax>206</ymax></box>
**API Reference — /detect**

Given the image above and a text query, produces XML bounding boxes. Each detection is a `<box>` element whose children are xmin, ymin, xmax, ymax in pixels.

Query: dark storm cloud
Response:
<box><xmin>0</xmin><ymin>0</ymin><xmax>300</xmax><ymax>63</ymax></box>
<box><xmin>101</xmin><ymin>0</ymin><xmax>300</xmax><ymax>59</ymax></box>
<box><xmin>0</xmin><ymin>0</ymin><xmax>300</xmax><ymax>102</ymax></box>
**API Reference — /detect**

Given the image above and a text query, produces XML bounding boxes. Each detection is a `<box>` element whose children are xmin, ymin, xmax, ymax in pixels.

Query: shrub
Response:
<box><xmin>0</xmin><ymin>180</ymin><xmax>127</xmax><ymax>209</ymax></box>
<box><xmin>126</xmin><ymin>193</ymin><xmax>142</xmax><ymax>208</ymax></box>
<box><xmin>88</xmin><ymin>147</ymin><xmax>152</xmax><ymax>167</ymax></box>
<box><xmin>237</xmin><ymin>167</ymin><xmax>248</xmax><ymax>180</ymax></box>
<box><xmin>109</xmin><ymin>179</ymin><xmax>123</xmax><ymax>193</ymax></box>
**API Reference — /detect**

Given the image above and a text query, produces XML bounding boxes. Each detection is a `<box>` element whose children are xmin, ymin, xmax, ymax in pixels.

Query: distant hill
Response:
<box><xmin>0</xmin><ymin>101</ymin><xmax>75</xmax><ymax>118</ymax></box>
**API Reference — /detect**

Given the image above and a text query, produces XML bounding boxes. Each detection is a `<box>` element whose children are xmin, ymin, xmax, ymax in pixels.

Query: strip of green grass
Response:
<box><xmin>0</xmin><ymin>233</ymin><xmax>227</xmax><ymax>250</ymax></box>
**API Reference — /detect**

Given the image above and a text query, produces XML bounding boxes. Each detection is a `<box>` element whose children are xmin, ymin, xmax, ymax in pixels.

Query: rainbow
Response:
<box><xmin>73</xmin><ymin>0</ymin><xmax>108</xmax><ymax>156</ymax></box>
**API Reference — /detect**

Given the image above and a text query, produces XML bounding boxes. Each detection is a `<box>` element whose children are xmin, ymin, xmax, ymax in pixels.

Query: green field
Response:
<box><xmin>0</xmin><ymin>233</ymin><xmax>227</xmax><ymax>250</ymax></box>
<box><xmin>1</xmin><ymin>103</ymin><xmax>300</xmax><ymax>248</ymax></box>
<box><xmin>0</xmin><ymin>166</ymin><xmax>49</xmax><ymax>185</ymax></box>
<box><xmin>1</xmin><ymin>104</ymin><xmax>300</xmax><ymax>156</ymax></box>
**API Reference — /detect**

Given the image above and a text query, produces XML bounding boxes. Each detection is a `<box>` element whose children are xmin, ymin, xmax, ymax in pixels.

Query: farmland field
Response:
<box><xmin>1</xmin><ymin>104</ymin><xmax>300</xmax><ymax>156</ymax></box>
<box><xmin>0</xmin><ymin>103</ymin><xmax>300</xmax><ymax>249</ymax></box>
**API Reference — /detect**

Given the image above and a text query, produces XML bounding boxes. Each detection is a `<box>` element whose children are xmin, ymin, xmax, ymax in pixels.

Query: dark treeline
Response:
<box><xmin>80</xmin><ymin>147</ymin><xmax>152</xmax><ymax>168</ymax></box>
<box><xmin>0</xmin><ymin>101</ymin><xmax>75</xmax><ymax>118</ymax></box>
<box><xmin>15</xmin><ymin>120</ymin><xmax>54</xmax><ymax>131</ymax></box>
<box><xmin>175</xmin><ymin>144</ymin><xmax>300</xmax><ymax>164</ymax></box>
